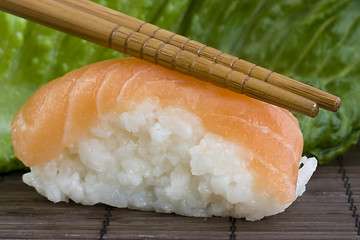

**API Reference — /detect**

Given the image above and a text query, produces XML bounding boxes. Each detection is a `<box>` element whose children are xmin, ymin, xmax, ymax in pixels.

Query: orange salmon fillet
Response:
<box><xmin>11</xmin><ymin>58</ymin><xmax>303</xmax><ymax>205</ymax></box>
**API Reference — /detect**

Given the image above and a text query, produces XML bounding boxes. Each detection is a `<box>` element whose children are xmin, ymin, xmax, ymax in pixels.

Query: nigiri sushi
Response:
<box><xmin>11</xmin><ymin>58</ymin><xmax>317</xmax><ymax>220</ymax></box>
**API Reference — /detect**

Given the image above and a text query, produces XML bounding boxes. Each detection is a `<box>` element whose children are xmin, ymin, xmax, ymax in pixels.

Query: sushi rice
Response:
<box><xmin>23</xmin><ymin>98</ymin><xmax>317</xmax><ymax>220</ymax></box>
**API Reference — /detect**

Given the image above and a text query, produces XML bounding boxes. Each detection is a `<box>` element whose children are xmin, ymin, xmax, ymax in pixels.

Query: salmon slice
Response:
<box><xmin>11</xmin><ymin>58</ymin><xmax>304</xmax><ymax>205</ymax></box>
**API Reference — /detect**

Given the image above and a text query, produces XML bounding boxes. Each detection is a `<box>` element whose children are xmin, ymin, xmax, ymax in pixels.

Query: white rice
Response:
<box><xmin>23</xmin><ymin>98</ymin><xmax>317</xmax><ymax>220</ymax></box>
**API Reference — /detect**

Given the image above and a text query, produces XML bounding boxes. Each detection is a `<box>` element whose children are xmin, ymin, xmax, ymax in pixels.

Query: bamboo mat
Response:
<box><xmin>1</xmin><ymin>146</ymin><xmax>359</xmax><ymax>239</ymax></box>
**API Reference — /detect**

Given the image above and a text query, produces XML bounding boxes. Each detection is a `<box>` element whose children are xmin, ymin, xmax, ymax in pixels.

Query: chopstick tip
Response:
<box><xmin>310</xmin><ymin>103</ymin><xmax>319</xmax><ymax>118</ymax></box>
<box><xmin>333</xmin><ymin>97</ymin><xmax>341</xmax><ymax>112</ymax></box>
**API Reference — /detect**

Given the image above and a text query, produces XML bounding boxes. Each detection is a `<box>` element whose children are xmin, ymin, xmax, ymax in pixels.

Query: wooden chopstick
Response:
<box><xmin>0</xmin><ymin>0</ymin><xmax>320</xmax><ymax>117</ymax></box>
<box><xmin>54</xmin><ymin>0</ymin><xmax>341</xmax><ymax>113</ymax></box>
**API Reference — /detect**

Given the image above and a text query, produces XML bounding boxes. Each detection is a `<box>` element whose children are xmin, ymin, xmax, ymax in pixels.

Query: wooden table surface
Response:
<box><xmin>1</xmin><ymin>146</ymin><xmax>359</xmax><ymax>240</ymax></box>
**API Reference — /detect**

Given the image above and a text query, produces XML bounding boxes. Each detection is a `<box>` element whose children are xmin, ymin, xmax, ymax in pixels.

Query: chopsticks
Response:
<box><xmin>54</xmin><ymin>0</ymin><xmax>341</xmax><ymax>114</ymax></box>
<box><xmin>0</xmin><ymin>0</ymin><xmax>340</xmax><ymax>117</ymax></box>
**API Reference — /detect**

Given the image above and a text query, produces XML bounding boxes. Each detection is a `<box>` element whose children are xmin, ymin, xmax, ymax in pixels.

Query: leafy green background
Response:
<box><xmin>1</xmin><ymin>0</ymin><xmax>360</xmax><ymax>172</ymax></box>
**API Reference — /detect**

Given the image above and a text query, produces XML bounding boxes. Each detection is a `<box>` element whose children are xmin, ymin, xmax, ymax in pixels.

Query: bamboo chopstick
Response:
<box><xmin>0</xmin><ymin>0</ymin><xmax>322</xmax><ymax>117</ymax></box>
<box><xmin>54</xmin><ymin>0</ymin><xmax>341</xmax><ymax>113</ymax></box>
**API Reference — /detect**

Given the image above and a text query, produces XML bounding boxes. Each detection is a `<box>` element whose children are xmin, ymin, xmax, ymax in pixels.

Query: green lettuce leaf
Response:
<box><xmin>1</xmin><ymin>0</ymin><xmax>359</xmax><ymax>172</ymax></box>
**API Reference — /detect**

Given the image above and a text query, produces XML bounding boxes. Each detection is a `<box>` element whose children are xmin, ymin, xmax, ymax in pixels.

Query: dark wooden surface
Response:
<box><xmin>1</xmin><ymin>146</ymin><xmax>359</xmax><ymax>239</ymax></box>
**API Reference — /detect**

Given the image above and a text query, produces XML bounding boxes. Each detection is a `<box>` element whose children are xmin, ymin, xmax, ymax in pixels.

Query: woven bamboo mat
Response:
<box><xmin>1</xmin><ymin>146</ymin><xmax>359</xmax><ymax>239</ymax></box>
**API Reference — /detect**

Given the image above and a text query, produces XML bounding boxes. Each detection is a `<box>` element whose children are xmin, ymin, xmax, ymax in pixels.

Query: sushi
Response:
<box><xmin>11</xmin><ymin>58</ymin><xmax>317</xmax><ymax>220</ymax></box>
